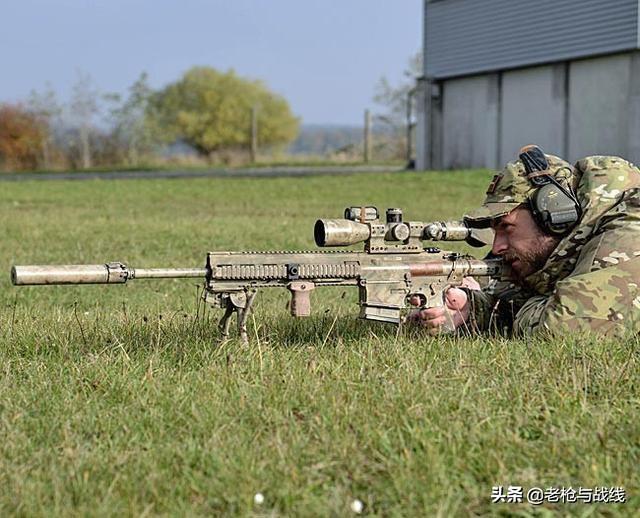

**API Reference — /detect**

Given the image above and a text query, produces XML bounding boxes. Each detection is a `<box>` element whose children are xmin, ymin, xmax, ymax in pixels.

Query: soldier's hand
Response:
<box><xmin>408</xmin><ymin>286</ymin><xmax>472</xmax><ymax>334</ymax></box>
<box><xmin>459</xmin><ymin>276</ymin><xmax>481</xmax><ymax>291</ymax></box>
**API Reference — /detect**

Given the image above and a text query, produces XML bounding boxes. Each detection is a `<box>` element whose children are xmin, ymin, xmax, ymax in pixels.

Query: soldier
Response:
<box><xmin>413</xmin><ymin>145</ymin><xmax>640</xmax><ymax>336</ymax></box>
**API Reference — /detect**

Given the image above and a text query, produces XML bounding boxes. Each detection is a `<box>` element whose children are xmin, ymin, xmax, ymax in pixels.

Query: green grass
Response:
<box><xmin>2</xmin><ymin>158</ymin><xmax>403</xmax><ymax>176</ymax></box>
<box><xmin>0</xmin><ymin>170</ymin><xmax>638</xmax><ymax>516</ymax></box>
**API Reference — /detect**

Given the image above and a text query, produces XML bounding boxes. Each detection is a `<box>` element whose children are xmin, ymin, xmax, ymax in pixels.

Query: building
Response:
<box><xmin>415</xmin><ymin>0</ymin><xmax>640</xmax><ymax>170</ymax></box>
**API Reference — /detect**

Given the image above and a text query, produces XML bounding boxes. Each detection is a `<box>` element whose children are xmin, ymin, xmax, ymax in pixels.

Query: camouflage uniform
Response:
<box><xmin>464</xmin><ymin>155</ymin><xmax>640</xmax><ymax>336</ymax></box>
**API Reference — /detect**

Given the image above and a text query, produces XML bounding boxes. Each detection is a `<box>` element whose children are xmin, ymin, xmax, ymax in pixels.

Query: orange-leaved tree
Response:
<box><xmin>0</xmin><ymin>103</ymin><xmax>47</xmax><ymax>171</ymax></box>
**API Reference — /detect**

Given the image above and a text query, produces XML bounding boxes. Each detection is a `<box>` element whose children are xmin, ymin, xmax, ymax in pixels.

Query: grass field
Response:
<box><xmin>0</xmin><ymin>170</ymin><xmax>638</xmax><ymax>516</ymax></box>
<box><xmin>10</xmin><ymin>158</ymin><xmax>403</xmax><ymax>176</ymax></box>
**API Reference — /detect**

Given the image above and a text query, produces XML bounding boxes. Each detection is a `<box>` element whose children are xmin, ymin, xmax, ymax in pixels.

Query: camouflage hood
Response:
<box><xmin>524</xmin><ymin>156</ymin><xmax>640</xmax><ymax>295</ymax></box>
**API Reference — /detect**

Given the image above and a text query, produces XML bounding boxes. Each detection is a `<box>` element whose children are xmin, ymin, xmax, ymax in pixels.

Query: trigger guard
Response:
<box><xmin>424</xmin><ymin>284</ymin><xmax>451</xmax><ymax>308</ymax></box>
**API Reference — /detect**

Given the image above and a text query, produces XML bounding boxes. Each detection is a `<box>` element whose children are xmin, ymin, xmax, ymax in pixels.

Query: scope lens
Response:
<box><xmin>314</xmin><ymin>220</ymin><xmax>327</xmax><ymax>246</ymax></box>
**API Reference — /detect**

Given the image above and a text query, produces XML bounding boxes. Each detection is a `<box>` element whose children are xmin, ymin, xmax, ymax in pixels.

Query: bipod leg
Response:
<box><xmin>217</xmin><ymin>299</ymin><xmax>236</xmax><ymax>343</ymax></box>
<box><xmin>237</xmin><ymin>290</ymin><xmax>257</xmax><ymax>345</ymax></box>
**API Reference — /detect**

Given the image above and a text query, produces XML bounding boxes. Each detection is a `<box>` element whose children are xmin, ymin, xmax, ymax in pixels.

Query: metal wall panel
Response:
<box><xmin>425</xmin><ymin>0</ymin><xmax>639</xmax><ymax>79</ymax></box>
<box><xmin>499</xmin><ymin>64</ymin><xmax>567</xmax><ymax>165</ymax></box>
<box><xmin>568</xmin><ymin>54</ymin><xmax>632</xmax><ymax>160</ymax></box>
<box><xmin>441</xmin><ymin>74</ymin><xmax>500</xmax><ymax>169</ymax></box>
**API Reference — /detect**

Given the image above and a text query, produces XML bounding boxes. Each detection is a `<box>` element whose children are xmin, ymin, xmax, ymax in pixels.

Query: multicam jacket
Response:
<box><xmin>467</xmin><ymin>156</ymin><xmax>640</xmax><ymax>336</ymax></box>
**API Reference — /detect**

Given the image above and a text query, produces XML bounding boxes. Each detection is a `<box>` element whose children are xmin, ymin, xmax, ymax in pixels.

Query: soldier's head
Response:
<box><xmin>487</xmin><ymin>206</ymin><xmax>560</xmax><ymax>280</ymax></box>
<box><xmin>465</xmin><ymin>146</ymin><xmax>581</xmax><ymax>280</ymax></box>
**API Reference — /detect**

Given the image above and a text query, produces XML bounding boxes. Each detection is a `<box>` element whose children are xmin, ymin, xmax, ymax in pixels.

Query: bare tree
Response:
<box><xmin>27</xmin><ymin>83</ymin><xmax>61</xmax><ymax>169</ymax></box>
<box><xmin>69</xmin><ymin>70</ymin><xmax>100</xmax><ymax>169</ymax></box>
<box><xmin>373</xmin><ymin>52</ymin><xmax>422</xmax><ymax>159</ymax></box>
<box><xmin>107</xmin><ymin>72</ymin><xmax>156</xmax><ymax>166</ymax></box>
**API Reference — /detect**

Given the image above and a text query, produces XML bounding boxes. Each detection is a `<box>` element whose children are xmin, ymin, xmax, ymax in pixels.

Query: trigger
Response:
<box><xmin>408</xmin><ymin>293</ymin><xmax>427</xmax><ymax>307</ymax></box>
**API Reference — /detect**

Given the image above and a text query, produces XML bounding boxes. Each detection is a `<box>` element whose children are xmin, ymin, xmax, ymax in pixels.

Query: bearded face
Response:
<box><xmin>491</xmin><ymin>207</ymin><xmax>560</xmax><ymax>282</ymax></box>
<box><xmin>502</xmin><ymin>233</ymin><xmax>559</xmax><ymax>280</ymax></box>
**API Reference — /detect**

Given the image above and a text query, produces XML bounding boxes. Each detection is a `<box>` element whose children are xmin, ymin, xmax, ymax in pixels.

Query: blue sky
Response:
<box><xmin>1</xmin><ymin>0</ymin><xmax>422</xmax><ymax>125</ymax></box>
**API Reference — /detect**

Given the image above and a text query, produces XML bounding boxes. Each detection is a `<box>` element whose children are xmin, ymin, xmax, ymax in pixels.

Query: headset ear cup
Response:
<box><xmin>529</xmin><ymin>183</ymin><xmax>579</xmax><ymax>235</ymax></box>
<box><xmin>529</xmin><ymin>190</ymin><xmax>550</xmax><ymax>233</ymax></box>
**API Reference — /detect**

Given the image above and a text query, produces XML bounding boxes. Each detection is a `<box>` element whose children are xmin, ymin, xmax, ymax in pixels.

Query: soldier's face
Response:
<box><xmin>491</xmin><ymin>207</ymin><xmax>559</xmax><ymax>280</ymax></box>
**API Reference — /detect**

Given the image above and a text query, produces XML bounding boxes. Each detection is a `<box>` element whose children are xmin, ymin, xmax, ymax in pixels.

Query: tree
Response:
<box><xmin>69</xmin><ymin>70</ymin><xmax>100</xmax><ymax>168</ymax></box>
<box><xmin>0</xmin><ymin>104</ymin><xmax>47</xmax><ymax>171</ymax></box>
<box><xmin>27</xmin><ymin>83</ymin><xmax>62</xmax><ymax>169</ymax></box>
<box><xmin>147</xmin><ymin>67</ymin><xmax>299</xmax><ymax>160</ymax></box>
<box><xmin>372</xmin><ymin>52</ymin><xmax>422</xmax><ymax>159</ymax></box>
<box><xmin>107</xmin><ymin>72</ymin><xmax>158</xmax><ymax>165</ymax></box>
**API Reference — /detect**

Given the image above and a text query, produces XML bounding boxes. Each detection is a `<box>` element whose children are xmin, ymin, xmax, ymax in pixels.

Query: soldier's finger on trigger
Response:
<box><xmin>408</xmin><ymin>295</ymin><xmax>422</xmax><ymax>307</ymax></box>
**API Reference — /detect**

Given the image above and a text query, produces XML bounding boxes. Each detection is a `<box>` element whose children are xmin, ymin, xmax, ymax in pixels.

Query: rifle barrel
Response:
<box><xmin>131</xmin><ymin>268</ymin><xmax>206</xmax><ymax>279</ymax></box>
<box><xmin>11</xmin><ymin>264</ymin><xmax>206</xmax><ymax>286</ymax></box>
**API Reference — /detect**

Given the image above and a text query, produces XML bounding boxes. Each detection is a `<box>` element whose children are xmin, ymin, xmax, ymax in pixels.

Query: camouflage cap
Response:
<box><xmin>465</xmin><ymin>153</ymin><xmax>575</xmax><ymax>228</ymax></box>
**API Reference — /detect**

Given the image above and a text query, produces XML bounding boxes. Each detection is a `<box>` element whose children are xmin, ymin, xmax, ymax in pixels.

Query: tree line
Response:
<box><xmin>0</xmin><ymin>67</ymin><xmax>299</xmax><ymax>171</ymax></box>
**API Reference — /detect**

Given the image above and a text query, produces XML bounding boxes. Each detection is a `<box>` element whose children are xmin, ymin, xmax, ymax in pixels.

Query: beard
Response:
<box><xmin>504</xmin><ymin>233</ymin><xmax>560</xmax><ymax>281</ymax></box>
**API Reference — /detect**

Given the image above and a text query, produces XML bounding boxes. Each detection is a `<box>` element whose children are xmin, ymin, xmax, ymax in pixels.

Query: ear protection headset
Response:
<box><xmin>518</xmin><ymin>145</ymin><xmax>581</xmax><ymax>236</ymax></box>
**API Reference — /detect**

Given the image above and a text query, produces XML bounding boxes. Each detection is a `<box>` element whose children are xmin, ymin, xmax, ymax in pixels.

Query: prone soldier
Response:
<box><xmin>413</xmin><ymin>145</ymin><xmax>640</xmax><ymax>336</ymax></box>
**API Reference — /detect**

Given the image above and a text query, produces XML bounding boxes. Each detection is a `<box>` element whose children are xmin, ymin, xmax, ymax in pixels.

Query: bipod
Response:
<box><xmin>217</xmin><ymin>289</ymin><xmax>257</xmax><ymax>345</ymax></box>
